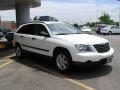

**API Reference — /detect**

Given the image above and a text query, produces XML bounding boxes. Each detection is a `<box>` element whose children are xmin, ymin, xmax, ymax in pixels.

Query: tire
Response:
<box><xmin>54</xmin><ymin>51</ymin><xmax>72</xmax><ymax>71</ymax></box>
<box><xmin>108</xmin><ymin>31</ymin><xmax>112</xmax><ymax>35</ymax></box>
<box><xmin>15</xmin><ymin>45</ymin><xmax>23</xmax><ymax>59</ymax></box>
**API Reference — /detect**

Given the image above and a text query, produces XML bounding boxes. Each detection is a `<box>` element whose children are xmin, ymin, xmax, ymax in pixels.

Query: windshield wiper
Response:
<box><xmin>55</xmin><ymin>32</ymin><xmax>84</xmax><ymax>35</ymax></box>
<box><xmin>56</xmin><ymin>33</ymin><xmax>72</xmax><ymax>35</ymax></box>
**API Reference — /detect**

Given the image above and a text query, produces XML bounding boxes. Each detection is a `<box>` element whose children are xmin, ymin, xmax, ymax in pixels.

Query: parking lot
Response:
<box><xmin>0</xmin><ymin>34</ymin><xmax>120</xmax><ymax>90</ymax></box>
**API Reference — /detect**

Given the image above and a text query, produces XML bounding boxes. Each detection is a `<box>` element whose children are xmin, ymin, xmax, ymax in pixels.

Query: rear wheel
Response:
<box><xmin>108</xmin><ymin>31</ymin><xmax>112</xmax><ymax>35</ymax></box>
<box><xmin>54</xmin><ymin>51</ymin><xmax>72</xmax><ymax>71</ymax></box>
<box><xmin>16</xmin><ymin>45</ymin><xmax>23</xmax><ymax>59</ymax></box>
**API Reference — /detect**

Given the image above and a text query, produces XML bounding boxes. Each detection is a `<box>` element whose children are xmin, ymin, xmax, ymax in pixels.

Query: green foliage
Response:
<box><xmin>73</xmin><ymin>23</ymin><xmax>79</xmax><ymax>28</ymax></box>
<box><xmin>114</xmin><ymin>22</ymin><xmax>119</xmax><ymax>26</ymax></box>
<box><xmin>89</xmin><ymin>22</ymin><xmax>97</xmax><ymax>27</ymax></box>
<box><xmin>99</xmin><ymin>12</ymin><xmax>114</xmax><ymax>24</ymax></box>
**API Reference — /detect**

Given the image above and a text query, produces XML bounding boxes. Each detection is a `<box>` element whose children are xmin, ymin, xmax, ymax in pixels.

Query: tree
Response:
<box><xmin>86</xmin><ymin>22</ymin><xmax>90</xmax><ymax>26</ymax></box>
<box><xmin>73</xmin><ymin>23</ymin><xmax>79</xmax><ymax>28</ymax></box>
<box><xmin>89</xmin><ymin>22</ymin><xmax>96</xmax><ymax>27</ymax></box>
<box><xmin>99</xmin><ymin>12</ymin><xmax>114</xmax><ymax>24</ymax></box>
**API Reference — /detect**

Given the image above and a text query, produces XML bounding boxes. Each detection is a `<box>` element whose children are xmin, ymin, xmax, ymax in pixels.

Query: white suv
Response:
<box><xmin>14</xmin><ymin>22</ymin><xmax>114</xmax><ymax>71</ymax></box>
<box><xmin>100</xmin><ymin>25</ymin><xmax>120</xmax><ymax>35</ymax></box>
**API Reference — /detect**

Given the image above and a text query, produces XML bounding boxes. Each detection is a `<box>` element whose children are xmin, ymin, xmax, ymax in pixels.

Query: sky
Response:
<box><xmin>0</xmin><ymin>0</ymin><xmax>119</xmax><ymax>24</ymax></box>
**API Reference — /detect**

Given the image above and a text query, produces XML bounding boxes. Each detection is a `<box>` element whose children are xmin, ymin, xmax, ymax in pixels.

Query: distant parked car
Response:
<box><xmin>5</xmin><ymin>32</ymin><xmax>14</xmax><ymax>41</ymax></box>
<box><xmin>0</xmin><ymin>32</ymin><xmax>4</xmax><ymax>38</ymax></box>
<box><xmin>96</xmin><ymin>24</ymin><xmax>107</xmax><ymax>34</ymax></box>
<box><xmin>100</xmin><ymin>25</ymin><xmax>120</xmax><ymax>35</ymax></box>
<box><xmin>81</xmin><ymin>26</ymin><xmax>92</xmax><ymax>34</ymax></box>
<box><xmin>0</xmin><ymin>28</ymin><xmax>11</xmax><ymax>35</ymax></box>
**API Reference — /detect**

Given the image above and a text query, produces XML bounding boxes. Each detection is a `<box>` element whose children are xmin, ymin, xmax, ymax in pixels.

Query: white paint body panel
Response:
<box><xmin>14</xmin><ymin>22</ymin><xmax>114</xmax><ymax>63</ymax></box>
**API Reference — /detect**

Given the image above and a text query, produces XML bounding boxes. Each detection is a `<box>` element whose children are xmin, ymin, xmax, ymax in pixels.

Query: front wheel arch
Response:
<box><xmin>53</xmin><ymin>47</ymin><xmax>72</xmax><ymax>59</ymax></box>
<box><xmin>53</xmin><ymin>47</ymin><xmax>73</xmax><ymax>71</ymax></box>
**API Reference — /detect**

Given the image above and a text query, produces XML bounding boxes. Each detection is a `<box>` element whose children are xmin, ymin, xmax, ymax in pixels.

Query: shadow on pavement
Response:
<box><xmin>11</xmin><ymin>53</ymin><xmax>112</xmax><ymax>80</ymax></box>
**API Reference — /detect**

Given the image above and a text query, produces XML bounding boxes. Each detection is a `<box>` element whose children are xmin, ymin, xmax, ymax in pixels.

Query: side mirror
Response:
<box><xmin>40</xmin><ymin>32</ymin><xmax>50</xmax><ymax>37</ymax></box>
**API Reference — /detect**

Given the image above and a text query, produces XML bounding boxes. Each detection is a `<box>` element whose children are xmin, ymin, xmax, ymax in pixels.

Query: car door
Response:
<box><xmin>29</xmin><ymin>24</ymin><xmax>50</xmax><ymax>56</ymax></box>
<box><xmin>110</xmin><ymin>26</ymin><xmax>116</xmax><ymax>33</ymax></box>
<box><xmin>115</xmin><ymin>26</ymin><xmax>120</xmax><ymax>33</ymax></box>
<box><xmin>18</xmin><ymin>24</ymin><xmax>37</xmax><ymax>52</ymax></box>
<box><xmin>118</xmin><ymin>27</ymin><xmax>120</xmax><ymax>33</ymax></box>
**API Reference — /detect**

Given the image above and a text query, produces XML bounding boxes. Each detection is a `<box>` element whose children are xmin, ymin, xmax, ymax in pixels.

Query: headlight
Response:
<box><xmin>75</xmin><ymin>44</ymin><xmax>93</xmax><ymax>52</ymax></box>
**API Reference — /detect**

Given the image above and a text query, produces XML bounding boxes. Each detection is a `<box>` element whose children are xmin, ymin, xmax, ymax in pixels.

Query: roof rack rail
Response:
<box><xmin>29</xmin><ymin>20</ymin><xmax>45</xmax><ymax>24</ymax></box>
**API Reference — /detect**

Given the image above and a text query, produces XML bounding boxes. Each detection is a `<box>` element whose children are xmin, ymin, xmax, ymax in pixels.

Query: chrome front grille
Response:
<box><xmin>94</xmin><ymin>43</ymin><xmax>110</xmax><ymax>53</ymax></box>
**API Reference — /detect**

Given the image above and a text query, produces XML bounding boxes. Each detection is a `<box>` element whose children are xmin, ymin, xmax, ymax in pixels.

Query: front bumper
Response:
<box><xmin>71</xmin><ymin>48</ymin><xmax>114</xmax><ymax>63</ymax></box>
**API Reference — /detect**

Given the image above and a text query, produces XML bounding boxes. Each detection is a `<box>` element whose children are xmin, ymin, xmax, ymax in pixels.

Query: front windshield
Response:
<box><xmin>47</xmin><ymin>23</ymin><xmax>83</xmax><ymax>35</ymax></box>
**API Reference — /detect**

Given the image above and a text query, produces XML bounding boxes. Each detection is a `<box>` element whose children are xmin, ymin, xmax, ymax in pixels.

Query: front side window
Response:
<box><xmin>36</xmin><ymin>24</ymin><xmax>49</xmax><ymax>37</ymax></box>
<box><xmin>47</xmin><ymin>23</ymin><xmax>82</xmax><ymax>35</ymax></box>
<box><xmin>110</xmin><ymin>26</ymin><xmax>115</xmax><ymax>29</ymax></box>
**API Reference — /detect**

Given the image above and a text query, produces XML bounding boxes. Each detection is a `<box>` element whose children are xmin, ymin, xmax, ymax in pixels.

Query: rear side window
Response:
<box><xmin>17</xmin><ymin>24</ymin><xmax>35</xmax><ymax>35</ymax></box>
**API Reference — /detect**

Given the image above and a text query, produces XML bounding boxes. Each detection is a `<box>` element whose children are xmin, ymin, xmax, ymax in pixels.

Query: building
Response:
<box><xmin>1</xmin><ymin>21</ymin><xmax>16</xmax><ymax>30</ymax></box>
<box><xmin>0</xmin><ymin>0</ymin><xmax>41</xmax><ymax>27</ymax></box>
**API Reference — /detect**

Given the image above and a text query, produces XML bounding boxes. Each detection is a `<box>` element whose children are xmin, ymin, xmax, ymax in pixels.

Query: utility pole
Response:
<box><xmin>96</xmin><ymin>10</ymin><xmax>99</xmax><ymax>23</ymax></box>
<box><xmin>117</xmin><ymin>0</ymin><xmax>120</xmax><ymax>27</ymax></box>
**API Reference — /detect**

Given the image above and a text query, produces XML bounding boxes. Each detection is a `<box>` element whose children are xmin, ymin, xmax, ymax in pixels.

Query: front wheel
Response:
<box><xmin>55</xmin><ymin>51</ymin><xmax>72</xmax><ymax>71</ymax></box>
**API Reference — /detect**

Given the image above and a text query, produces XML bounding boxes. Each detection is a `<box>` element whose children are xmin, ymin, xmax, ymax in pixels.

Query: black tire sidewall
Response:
<box><xmin>54</xmin><ymin>51</ymin><xmax>72</xmax><ymax>71</ymax></box>
<box><xmin>108</xmin><ymin>31</ymin><xmax>112</xmax><ymax>35</ymax></box>
<box><xmin>16</xmin><ymin>46</ymin><xmax>23</xmax><ymax>59</ymax></box>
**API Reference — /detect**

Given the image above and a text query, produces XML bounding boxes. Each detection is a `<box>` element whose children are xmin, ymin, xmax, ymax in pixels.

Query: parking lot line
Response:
<box><xmin>41</xmin><ymin>66</ymin><xmax>96</xmax><ymax>90</ymax></box>
<box><xmin>28</xmin><ymin>61</ymin><xmax>96</xmax><ymax>90</ymax></box>
<box><xmin>0</xmin><ymin>54</ymin><xmax>96</xmax><ymax>90</ymax></box>
<box><xmin>65</xmin><ymin>78</ymin><xmax>96</xmax><ymax>90</ymax></box>
<box><xmin>1</xmin><ymin>54</ymin><xmax>15</xmax><ymax>60</ymax></box>
<box><xmin>0</xmin><ymin>60</ymin><xmax>14</xmax><ymax>68</ymax></box>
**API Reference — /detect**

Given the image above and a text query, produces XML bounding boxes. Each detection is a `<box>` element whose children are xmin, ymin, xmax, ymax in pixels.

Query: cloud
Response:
<box><xmin>30</xmin><ymin>1</ymin><xmax>118</xmax><ymax>24</ymax></box>
<box><xmin>0</xmin><ymin>0</ymin><xmax>119</xmax><ymax>24</ymax></box>
<box><xmin>0</xmin><ymin>10</ymin><xmax>15</xmax><ymax>21</ymax></box>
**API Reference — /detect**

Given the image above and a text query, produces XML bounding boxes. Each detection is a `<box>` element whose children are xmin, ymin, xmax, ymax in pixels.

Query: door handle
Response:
<box><xmin>32</xmin><ymin>38</ymin><xmax>36</xmax><ymax>40</ymax></box>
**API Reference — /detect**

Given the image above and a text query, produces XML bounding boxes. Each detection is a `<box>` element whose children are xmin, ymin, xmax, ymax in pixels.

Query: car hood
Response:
<box><xmin>54</xmin><ymin>34</ymin><xmax>109</xmax><ymax>45</ymax></box>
